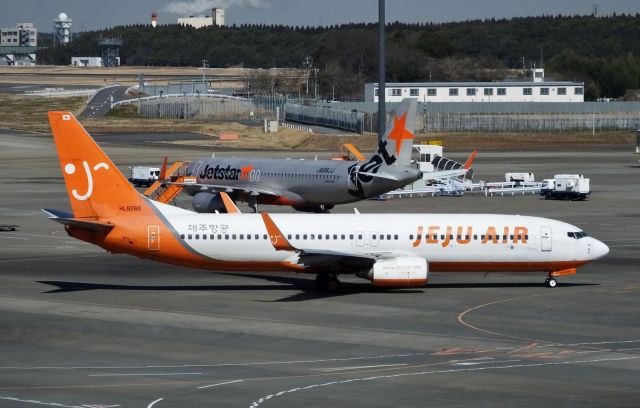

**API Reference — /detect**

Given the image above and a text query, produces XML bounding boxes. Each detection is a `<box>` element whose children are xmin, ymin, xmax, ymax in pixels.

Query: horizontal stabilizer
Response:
<box><xmin>42</xmin><ymin>208</ymin><xmax>114</xmax><ymax>232</ymax></box>
<box><xmin>357</xmin><ymin>171</ymin><xmax>400</xmax><ymax>181</ymax></box>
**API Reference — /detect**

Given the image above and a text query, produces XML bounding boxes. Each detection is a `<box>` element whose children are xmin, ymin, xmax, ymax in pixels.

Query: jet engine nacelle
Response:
<box><xmin>192</xmin><ymin>192</ymin><xmax>227</xmax><ymax>213</ymax></box>
<box><xmin>358</xmin><ymin>256</ymin><xmax>428</xmax><ymax>287</ymax></box>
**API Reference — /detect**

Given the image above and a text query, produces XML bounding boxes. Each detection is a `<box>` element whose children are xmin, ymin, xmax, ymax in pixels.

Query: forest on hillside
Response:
<box><xmin>37</xmin><ymin>14</ymin><xmax>640</xmax><ymax>100</ymax></box>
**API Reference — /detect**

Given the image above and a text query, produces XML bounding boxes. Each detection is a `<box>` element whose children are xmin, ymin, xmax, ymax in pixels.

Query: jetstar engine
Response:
<box><xmin>191</xmin><ymin>192</ymin><xmax>227</xmax><ymax>213</ymax></box>
<box><xmin>358</xmin><ymin>257</ymin><xmax>428</xmax><ymax>287</ymax></box>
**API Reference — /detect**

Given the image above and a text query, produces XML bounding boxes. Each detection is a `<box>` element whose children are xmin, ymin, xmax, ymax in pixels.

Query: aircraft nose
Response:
<box><xmin>589</xmin><ymin>238</ymin><xmax>609</xmax><ymax>260</ymax></box>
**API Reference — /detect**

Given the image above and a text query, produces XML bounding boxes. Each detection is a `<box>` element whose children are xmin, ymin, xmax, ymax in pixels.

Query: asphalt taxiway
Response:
<box><xmin>0</xmin><ymin>131</ymin><xmax>638</xmax><ymax>407</ymax></box>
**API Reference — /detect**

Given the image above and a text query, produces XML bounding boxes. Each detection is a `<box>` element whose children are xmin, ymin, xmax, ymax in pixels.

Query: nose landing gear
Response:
<box><xmin>545</xmin><ymin>277</ymin><xmax>558</xmax><ymax>288</ymax></box>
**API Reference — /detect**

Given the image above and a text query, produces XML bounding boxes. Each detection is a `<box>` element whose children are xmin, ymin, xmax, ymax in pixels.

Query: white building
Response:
<box><xmin>1</xmin><ymin>22</ymin><xmax>37</xmax><ymax>46</ymax></box>
<box><xmin>72</xmin><ymin>56</ymin><xmax>120</xmax><ymax>67</ymax></box>
<box><xmin>178</xmin><ymin>8</ymin><xmax>225</xmax><ymax>28</ymax></box>
<box><xmin>365</xmin><ymin>69</ymin><xmax>584</xmax><ymax>103</ymax></box>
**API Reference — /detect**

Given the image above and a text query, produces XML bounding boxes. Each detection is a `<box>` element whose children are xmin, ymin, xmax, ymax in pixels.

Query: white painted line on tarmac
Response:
<box><xmin>198</xmin><ymin>379</ymin><xmax>244</xmax><ymax>389</ymax></box>
<box><xmin>311</xmin><ymin>364</ymin><xmax>407</xmax><ymax>372</ymax></box>
<box><xmin>608</xmin><ymin>244</ymin><xmax>640</xmax><ymax>248</ymax></box>
<box><xmin>0</xmin><ymin>353</ymin><xmax>424</xmax><ymax>370</ymax></box>
<box><xmin>0</xmin><ymin>395</ymin><xmax>83</xmax><ymax>407</ymax></box>
<box><xmin>0</xmin><ymin>235</ymin><xmax>27</xmax><ymax>240</ymax></box>
<box><xmin>540</xmin><ymin>339</ymin><xmax>640</xmax><ymax>347</ymax></box>
<box><xmin>89</xmin><ymin>372</ymin><xmax>202</xmax><ymax>377</ymax></box>
<box><xmin>248</xmin><ymin>356</ymin><xmax>640</xmax><ymax>408</ymax></box>
<box><xmin>147</xmin><ymin>398</ymin><xmax>164</xmax><ymax>408</ymax></box>
<box><xmin>452</xmin><ymin>359</ymin><xmax>520</xmax><ymax>366</ymax></box>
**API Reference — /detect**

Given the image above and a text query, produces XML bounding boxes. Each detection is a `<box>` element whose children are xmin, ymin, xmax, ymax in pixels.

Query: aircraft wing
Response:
<box><xmin>261</xmin><ymin>213</ymin><xmax>418</xmax><ymax>265</ymax></box>
<box><xmin>170</xmin><ymin>180</ymin><xmax>281</xmax><ymax>197</ymax></box>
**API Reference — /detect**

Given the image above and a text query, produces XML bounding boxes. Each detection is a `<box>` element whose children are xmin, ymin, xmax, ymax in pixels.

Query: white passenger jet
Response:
<box><xmin>43</xmin><ymin>112</ymin><xmax>608</xmax><ymax>290</ymax></box>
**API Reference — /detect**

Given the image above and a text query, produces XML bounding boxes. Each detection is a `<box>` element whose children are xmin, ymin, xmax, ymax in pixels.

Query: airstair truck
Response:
<box><xmin>541</xmin><ymin>174</ymin><xmax>590</xmax><ymax>200</ymax></box>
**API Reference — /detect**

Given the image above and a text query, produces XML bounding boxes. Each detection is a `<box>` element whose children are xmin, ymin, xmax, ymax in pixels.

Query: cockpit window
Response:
<box><xmin>567</xmin><ymin>231</ymin><xmax>588</xmax><ymax>239</ymax></box>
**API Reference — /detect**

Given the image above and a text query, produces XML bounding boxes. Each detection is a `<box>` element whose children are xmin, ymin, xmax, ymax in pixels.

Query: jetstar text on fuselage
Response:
<box><xmin>198</xmin><ymin>164</ymin><xmax>252</xmax><ymax>181</ymax></box>
<box><xmin>412</xmin><ymin>225</ymin><xmax>529</xmax><ymax>248</ymax></box>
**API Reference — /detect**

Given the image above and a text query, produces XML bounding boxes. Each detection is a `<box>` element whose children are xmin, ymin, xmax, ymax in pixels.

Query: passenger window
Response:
<box><xmin>239</xmin><ymin>234</ymin><xmax>244</xmax><ymax>240</ymax></box>
<box><xmin>263</xmin><ymin>234</ymin><xmax>268</xmax><ymax>240</ymax></box>
<box><xmin>409</xmin><ymin>234</ymin><xmax>414</xmax><ymax>240</ymax></box>
<box><xmin>203</xmin><ymin>235</ymin><xmax>207</xmax><ymax>240</ymax></box>
<box><xmin>303</xmin><ymin>234</ymin><xmax>307</xmax><ymax>239</ymax></box>
<box><xmin>232</xmin><ymin>234</ymin><xmax>236</xmax><ymax>240</ymax></box>
<box><xmin>188</xmin><ymin>234</ymin><xmax>192</xmax><ymax>239</ymax></box>
<box><xmin>210</xmin><ymin>234</ymin><xmax>214</xmax><ymax>240</ymax></box>
<box><xmin>180</xmin><ymin>234</ymin><xmax>185</xmax><ymax>239</ymax></box>
<box><xmin>225</xmin><ymin>234</ymin><xmax>229</xmax><ymax>240</ymax></box>
<box><xmin>350</xmin><ymin>234</ymin><xmax>354</xmax><ymax>239</ymax></box>
<box><xmin>333</xmin><ymin>234</ymin><xmax>337</xmax><ymax>240</ymax></box>
<box><xmin>247</xmin><ymin>234</ymin><xmax>251</xmax><ymax>240</ymax></box>
<box><xmin>341</xmin><ymin>234</ymin><xmax>345</xmax><ymax>240</ymax></box>
<box><xmin>318</xmin><ymin>235</ymin><xmax>322</xmax><ymax>240</ymax></box>
<box><xmin>394</xmin><ymin>234</ymin><xmax>398</xmax><ymax>240</ymax></box>
<box><xmin>255</xmin><ymin>234</ymin><xmax>259</xmax><ymax>240</ymax></box>
<box><xmin>195</xmin><ymin>234</ymin><xmax>199</xmax><ymax>239</ymax></box>
<box><xmin>218</xmin><ymin>234</ymin><xmax>222</xmax><ymax>240</ymax></box>
<box><xmin>326</xmin><ymin>234</ymin><xmax>330</xmax><ymax>239</ymax></box>
<box><xmin>287</xmin><ymin>234</ymin><xmax>292</xmax><ymax>239</ymax></box>
<box><xmin>295</xmin><ymin>234</ymin><xmax>300</xmax><ymax>239</ymax></box>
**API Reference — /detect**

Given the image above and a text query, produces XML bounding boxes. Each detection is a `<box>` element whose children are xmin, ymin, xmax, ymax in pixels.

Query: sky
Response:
<box><xmin>1</xmin><ymin>0</ymin><xmax>639</xmax><ymax>32</ymax></box>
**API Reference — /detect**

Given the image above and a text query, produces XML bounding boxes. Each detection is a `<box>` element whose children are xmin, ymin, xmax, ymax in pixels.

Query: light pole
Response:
<box><xmin>378</xmin><ymin>0</ymin><xmax>386</xmax><ymax>139</ymax></box>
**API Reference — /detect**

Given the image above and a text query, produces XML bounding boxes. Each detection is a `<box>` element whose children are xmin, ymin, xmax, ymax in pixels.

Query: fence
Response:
<box><xmin>312</xmin><ymin>101</ymin><xmax>640</xmax><ymax>133</ymax></box>
<box><xmin>284</xmin><ymin>104</ymin><xmax>365</xmax><ymax>133</ymax></box>
<box><xmin>117</xmin><ymin>94</ymin><xmax>254</xmax><ymax>120</ymax></box>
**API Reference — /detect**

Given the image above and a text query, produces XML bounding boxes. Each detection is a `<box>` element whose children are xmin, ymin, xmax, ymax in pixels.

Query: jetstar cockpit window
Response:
<box><xmin>567</xmin><ymin>231</ymin><xmax>588</xmax><ymax>239</ymax></box>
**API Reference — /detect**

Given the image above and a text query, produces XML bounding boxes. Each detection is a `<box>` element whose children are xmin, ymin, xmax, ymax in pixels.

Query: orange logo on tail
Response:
<box><xmin>387</xmin><ymin>112</ymin><xmax>414</xmax><ymax>155</ymax></box>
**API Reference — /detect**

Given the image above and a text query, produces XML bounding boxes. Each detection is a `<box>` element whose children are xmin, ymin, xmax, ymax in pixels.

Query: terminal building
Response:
<box><xmin>0</xmin><ymin>22</ymin><xmax>37</xmax><ymax>66</ymax></box>
<box><xmin>365</xmin><ymin>69</ymin><xmax>584</xmax><ymax>103</ymax></box>
<box><xmin>178</xmin><ymin>8</ymin><xmax>225</xmax><ymax>28</ymax></box>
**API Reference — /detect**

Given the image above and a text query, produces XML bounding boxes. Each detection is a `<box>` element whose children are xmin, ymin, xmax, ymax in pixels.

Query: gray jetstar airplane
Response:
<box><xmin>173</xmin><ymin>98</ymin><xmax>460</xmax><ymax>213</ymax></box>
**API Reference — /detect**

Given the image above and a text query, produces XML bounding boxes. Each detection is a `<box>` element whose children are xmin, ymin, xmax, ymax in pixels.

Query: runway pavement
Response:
<box><xmin>0</xmin><ymin>131</ymin><xmax>639</xmax><ymax>407</ymax></box>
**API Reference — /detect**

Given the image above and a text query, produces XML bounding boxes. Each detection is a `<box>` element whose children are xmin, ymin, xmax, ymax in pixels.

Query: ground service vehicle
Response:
<box><xmin>541</xmin><ymin>174</ymin><xmax>590</xmax><ymax>200</ymax></box>
<box><xmin>129</xmin><ymin>166</ymin><xmax>160</xmax><ymax>187</ymax></box>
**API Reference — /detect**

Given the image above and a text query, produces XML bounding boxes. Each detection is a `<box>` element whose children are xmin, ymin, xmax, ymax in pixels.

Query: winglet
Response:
<box><xmin>219</xmin><ymin>192</ymin><xmax>241</xmax><ymax>214</ymax></box>
<box><xmin>260</xmin><ymin>213</ymin><xmax>296</xmax><ymax>251</ymax></box>
<box><xmin>464</xmin><ymin>150</ymin><xmax>478</xmax><ymax>170</ymax></box>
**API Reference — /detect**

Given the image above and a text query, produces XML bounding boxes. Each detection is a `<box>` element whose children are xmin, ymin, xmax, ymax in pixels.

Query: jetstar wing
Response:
<box><xmin>172</xmin><ymin>179</ymin><xmax>282</xmax><ymax>197</ymax></box>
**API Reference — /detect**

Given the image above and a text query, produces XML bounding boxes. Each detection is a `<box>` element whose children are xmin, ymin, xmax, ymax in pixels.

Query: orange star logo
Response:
<box><xmin>387</xmin><ymin>112</ymin><xmax>414</xmax><ymax>156</ymax></box>
<box><xmin>240</xmin><ymin>164</ymin><xmax>254</xmax><ymax>180</ymax></box>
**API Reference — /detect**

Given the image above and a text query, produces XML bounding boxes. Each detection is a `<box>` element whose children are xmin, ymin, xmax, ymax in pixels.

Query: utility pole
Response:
<box><xmin>378</xmin><ymin>0</ymin><xmax>386</xmax><ymax>139</ymax></box>
<box><xmin>201</xmin><ymin>59</ymin><xmax>208</xmax><ymax>84</ymax></box>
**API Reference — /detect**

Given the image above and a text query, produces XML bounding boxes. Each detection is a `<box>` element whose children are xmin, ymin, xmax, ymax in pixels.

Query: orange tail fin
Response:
<box><xmin>48</xmin><ymin>112</ymin><xmax>145</xmax><ymax>219</ymax></box>
<box><xmin>464</xmin><ymin>150</ymin><xmax>478</xmax><ymax>170</ymax></box>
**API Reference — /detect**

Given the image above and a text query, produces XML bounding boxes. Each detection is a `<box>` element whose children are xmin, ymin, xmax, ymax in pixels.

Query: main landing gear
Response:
<box><xmin>545</xmin><ymin>277</ymin><xmax>558</xmax><ymax>288</ymax></box>
<box><xmin>316</xmin><ymin>272</ymin><xmax>341</xmax><ymax>292</ymax></box>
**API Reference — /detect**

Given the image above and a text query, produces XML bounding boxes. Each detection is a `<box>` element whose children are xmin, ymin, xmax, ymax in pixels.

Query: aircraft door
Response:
<box><xmin>148</xmin><ymin>225</ymin><xmax>160</xmax><ymax>251</ymax></box>
<box><xmin>540</xmin><ymin>226</ymin><xmax>552</xmax><ymax>252</ymax></box>
<box><xmin>356</xmin><ymin>231</ymin><xmax>365</xmax><ymax>247</ymax></box>
<box><xmin>369</xmin><ymin>232</ymin><xmax>379</xmax><ymax>247</ymax></box>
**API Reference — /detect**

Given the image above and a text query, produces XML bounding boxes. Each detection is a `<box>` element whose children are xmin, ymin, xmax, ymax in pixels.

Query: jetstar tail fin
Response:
<box><xmin>48</xmin><ymin>112</ymin><xmax>145</xmax><ymax>219</ymax></box>
<box><xmin>375</xmin><ymin>98</ymin><xmax>417</xmax><ymax>166</ymax></box>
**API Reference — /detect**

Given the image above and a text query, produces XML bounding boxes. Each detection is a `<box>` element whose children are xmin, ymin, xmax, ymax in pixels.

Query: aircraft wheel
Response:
<box><xmin>315</xmin><ymin>273</ymin><xmax>340</xmax><ymax>292</ymax></box>
<box><xmin>326</xmin><ymin>276</ymin><xmax>341</xmax><ymax>292</ymax></box>
<box><xmin>545</xmin><ymin>277</ymin><xmax>557</xmax><ymax>288</ymax></box>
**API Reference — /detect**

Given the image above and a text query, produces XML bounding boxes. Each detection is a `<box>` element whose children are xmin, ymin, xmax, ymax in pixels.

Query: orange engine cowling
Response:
<box><xmin>359</xmin><ymin>257</ymin><xmax>428</xmax><ymax>287</ymax></box>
